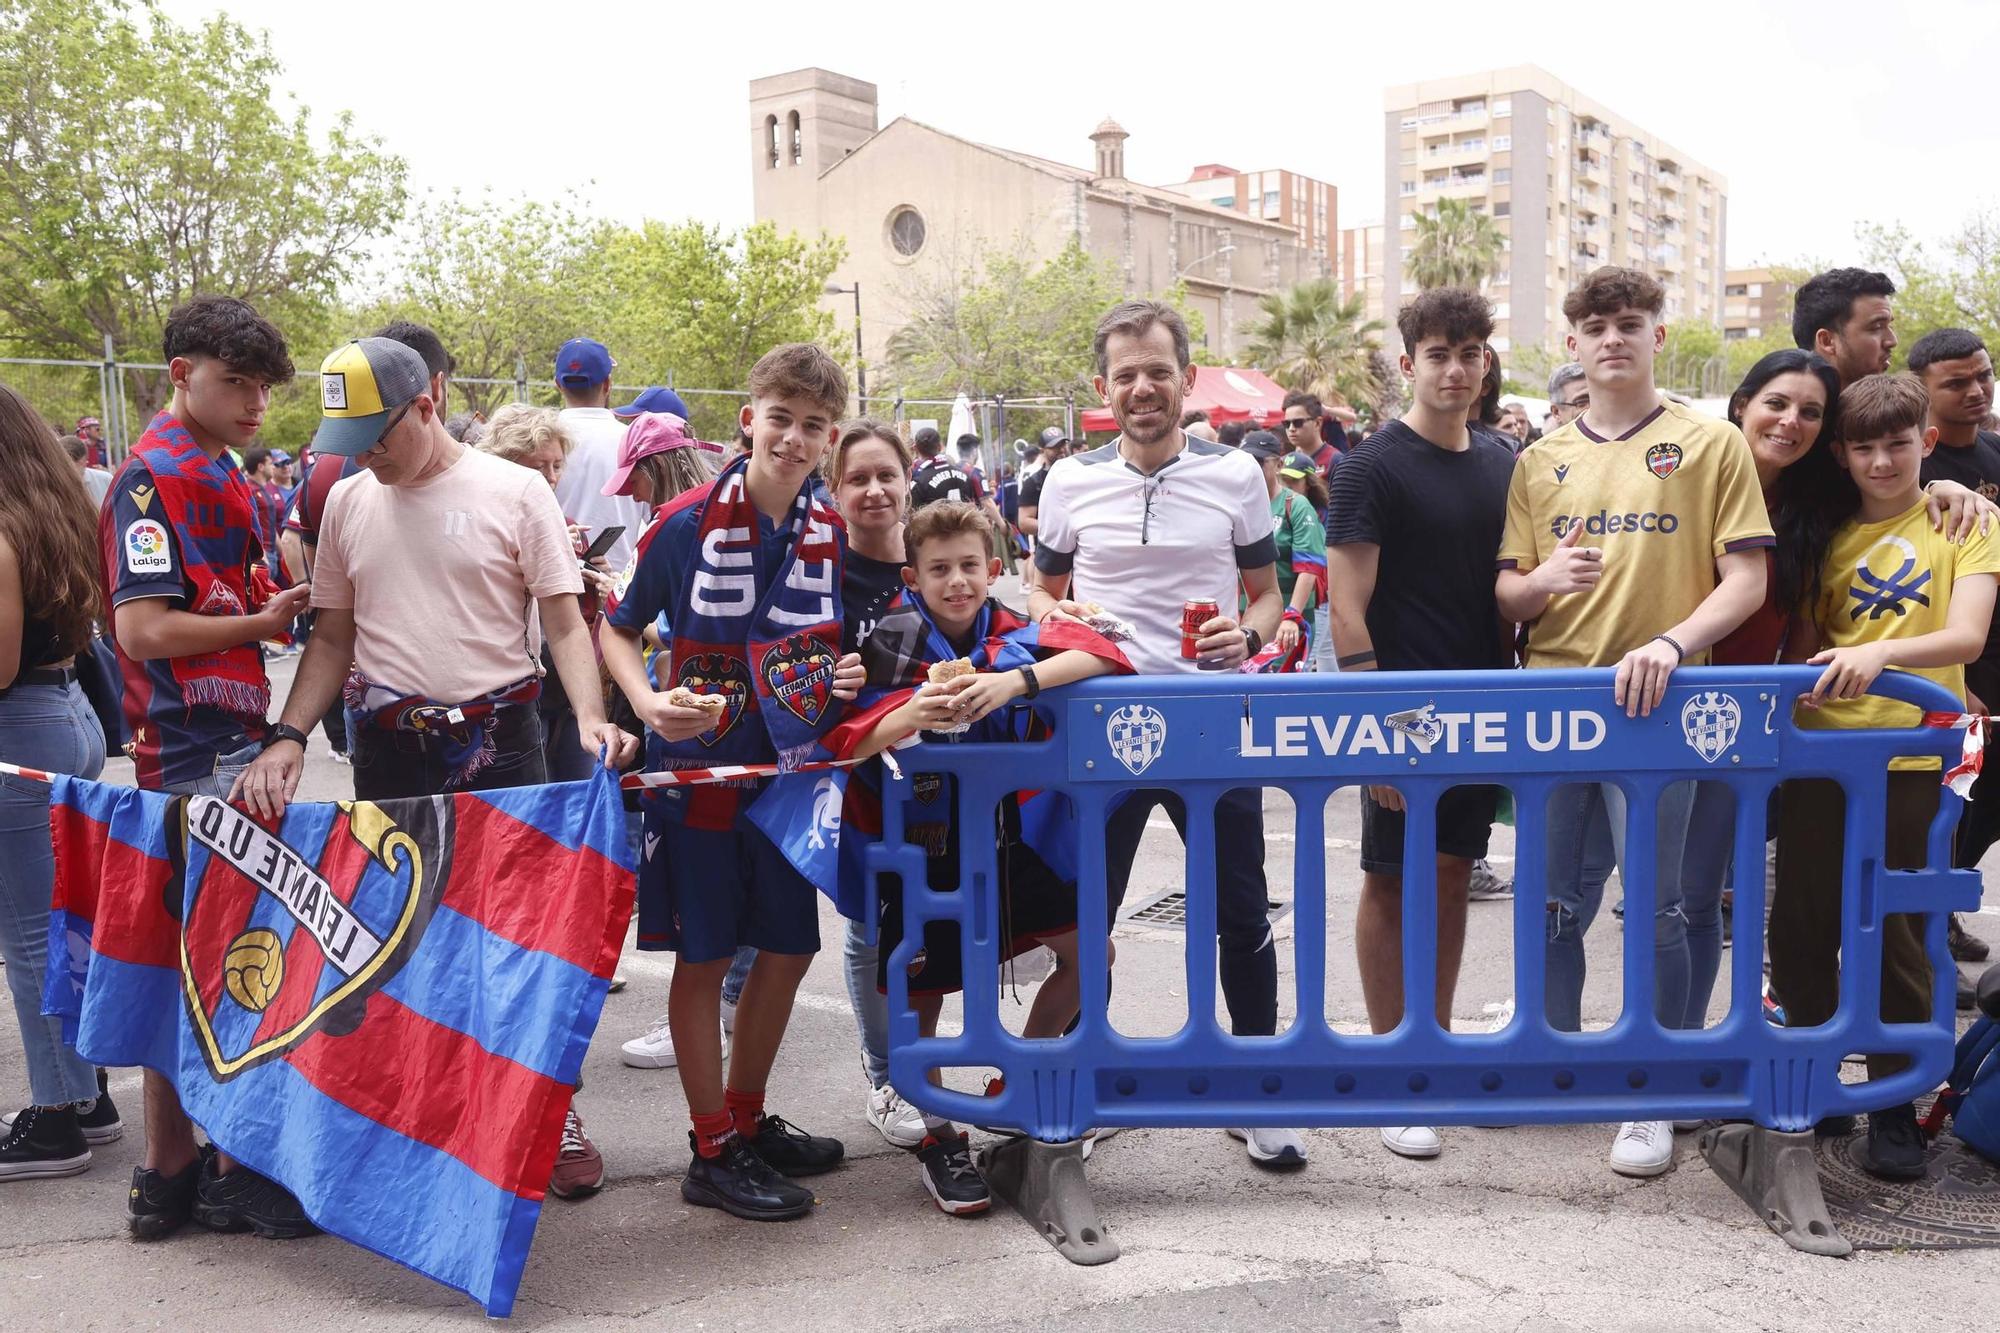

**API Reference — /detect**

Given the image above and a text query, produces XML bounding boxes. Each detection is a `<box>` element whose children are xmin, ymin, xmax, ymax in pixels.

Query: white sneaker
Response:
<box><xmin>720</xmin><ymin>996</ymin><xmax>737</xmax><ymax>1035</ymax></box>
<box><xmin>1380</xmin><ymin>1125</ymin><xmax>1442</xmax><ymax>1159</ymax></box>
<box><xmin>620</xmin><ymin>1013</ymin><xmax>677</xmax><ymax>1069</ymax></box>
<box><xmin>1609</xmin><ymin>1120</ymin><xmax>1675</xmax><ymax>1177</ymax></box>
<box><xmin>865</xmin><ymin>1084</ymin><xmax>927</xmax><ymax>1150</ymax></box>
<box><xmin>1227</xmin><ymin>1126</ymin><xmax>1307</xmax><ymax>1169</ymax></box>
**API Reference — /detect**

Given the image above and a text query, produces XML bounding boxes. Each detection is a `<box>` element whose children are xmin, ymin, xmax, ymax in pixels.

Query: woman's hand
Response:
<box><xmin>1804</xmin><ymin>642</ymin><xmax>1892</xmax><ymax>706</ymax></box>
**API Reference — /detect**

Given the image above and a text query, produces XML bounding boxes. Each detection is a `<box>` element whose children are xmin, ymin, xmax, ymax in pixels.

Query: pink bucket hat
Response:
<box><xmin>601</xmin><ymin>412</ymin><xmax>723</xmax><ymax>497</ymax></box>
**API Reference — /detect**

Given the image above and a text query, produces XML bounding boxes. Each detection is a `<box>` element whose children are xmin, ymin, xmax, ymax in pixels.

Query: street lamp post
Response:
<box><xmin>1172</xmin><ymin>243</ymin><xmax>1237</xmax><ymax>283</ymax></box>
<box><xmin>825</xmin><ymin>281</ymin><xmax>865</xmax><ymax>402</ymax></box>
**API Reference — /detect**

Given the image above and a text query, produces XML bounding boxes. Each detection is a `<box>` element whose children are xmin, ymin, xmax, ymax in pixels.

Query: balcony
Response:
<box><xmin>1423</xmin><ymin>140</ymin><xmax>1489</xmax><ymax>168</ymax></box>
<box><xmin>1420</xmin><ymin>172</ymin><xmax>1489</xmax><ymax>201</ymax></box>
<box><xmin>1574</xmin><ymin>151</ymin><xmax>1608</xmax><ymax>183</ymax></box>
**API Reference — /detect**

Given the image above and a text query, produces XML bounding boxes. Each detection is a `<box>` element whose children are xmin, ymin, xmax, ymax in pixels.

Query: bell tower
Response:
<box><xmin>749</xmin><ymin>68</ymin><xmax>879</xmax><ymax>234</ymax></box>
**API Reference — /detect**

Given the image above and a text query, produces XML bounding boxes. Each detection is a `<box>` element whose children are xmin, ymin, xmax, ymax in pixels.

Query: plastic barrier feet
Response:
<box><xmin>1698</xmin><ymin>1124</ymin><xmax>1852</xmax><ymax>1258</ymax></box>
<box><xmin>979</xmin><ymin>1136</ymin><xmax>1120</xmax><ymax>1266</ymax></box>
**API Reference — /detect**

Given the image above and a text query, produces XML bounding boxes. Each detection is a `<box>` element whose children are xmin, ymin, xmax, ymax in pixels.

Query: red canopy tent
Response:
<box><xmin>1079</xmin><ymin>365</ymin><xmax>1290</xmax><ymax>432</ymax></box>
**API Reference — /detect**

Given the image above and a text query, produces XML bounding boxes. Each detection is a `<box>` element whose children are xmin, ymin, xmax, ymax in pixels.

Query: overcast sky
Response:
<box><xmin>162</xmin><ymin>0</ymin><xmax>1998</xmax><ymax>275</ymax></box>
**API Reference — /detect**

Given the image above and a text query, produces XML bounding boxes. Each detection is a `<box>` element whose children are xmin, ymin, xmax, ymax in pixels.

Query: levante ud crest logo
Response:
<box><xmin>677</xmin><ymin>653</ymin><xmax>750</xmax><ymax>745</ymax></box>
<box><xmin>1646</xmin><ymin>442</ymin><xmax>1683</xmax><ymax>479</ymax></box>
<box><xmin>761</xmin><ymin>634</ymin><xmax>837</xmax><ymax>724</ymax></box>
<box><xmin>169</xmin><ymin>795</ymin><xmax>453</xmax><ymax>1081</ymax></box>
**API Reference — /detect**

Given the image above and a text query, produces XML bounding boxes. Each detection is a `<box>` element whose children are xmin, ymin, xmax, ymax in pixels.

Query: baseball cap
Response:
<box><xmin>1279</xmin><ymin>450</ymin><xmax>1319</xmax><ymax>480</ymax></box>
<box><xmin>1037</xmin><ymin>425</ymin><xmax>1069</xmax><ymax>448</ymax></box>
<box><xmin>611</xmin><ymin>386</ymin><xmax>689</xmax><ymax>419</ymax></box>
<box><xmin>555</xmin><ymin>338</ymin><xmax>614</xmax><ymax>388</ymax></box>
<box><xmin>270</xmin><ymin>449</ymin><xmax>293</xmax><ymax>466</ymax></box>
<box><xmin>77</xmin><ymin>416</ymin><xmax>100</xmax><ymax>429</ymax></box>
<box><xmin>1241</xmin><ymin>430</ymin><xmax>1286</xmax><ymax>461</ymax></box>
<box><xmin>602</xmin><ymin>412</ymin><xmax>721</xmax><ymax>497</ymax></box>
<box><xmin>312</xmin><ymin>338</ymin><xmax>429</xmax><ymax>457</ymax></box>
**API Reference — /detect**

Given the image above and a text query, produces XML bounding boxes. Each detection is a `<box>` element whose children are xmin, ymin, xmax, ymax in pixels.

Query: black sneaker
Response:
<box><xmin>1860</xmin><ymin>1103</ymin><xmax>1928</xmax><ymax>1181</ymax></box>
<box><xmin>916</xmin><ymin>1132</ymin><xmax>990</xmax><ymax>1216</ymax></box>
<box><xmin>681</xmin><ymin>1131</ymin><xmax>814</xmax><ymax>1221</ymax></box>
<box><xmin>1</xmin><ymin>1068</ymin><xmax>122</xmax><ymax>1145</ymax></box>
<box><xmin>1949</xmin><ymin>913</ymin><xmax>1990</xmax><ymax>963</ymax></box>
<box><xmin>128</xmin><ymin>1144</ymin><xmax>211</xmax><ymax>1239</ymax></box>
<box><xmin>0</xmin><ymin>1105</ymin><xmax>90</xmax><ymax>1181</ymax></box>
<box><xmin>745</xmin><ymin>1113</ymin><xmax>844</xmax><ymax>1177</ymax></box>
<box><xmin>1815</xmin><ymin>1114</ymin><xmax>1858</xmax><ymax>1137</ymax></box>
<box><xmin>192</xmin><ymin>1157</ymin><xmax>319</xmax><ymax>1238</ymax></box>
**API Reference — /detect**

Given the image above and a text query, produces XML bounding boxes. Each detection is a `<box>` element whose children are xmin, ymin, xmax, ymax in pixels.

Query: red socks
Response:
<box><xmin>691</xmin><ymin>1109</ymin><xmax>733</xmax><ymax>1159</ymax></box>
<box><xmin>725</xmin><ymin>1086</ymin><xmax>765</xmax><ymax>1139</ymax></box>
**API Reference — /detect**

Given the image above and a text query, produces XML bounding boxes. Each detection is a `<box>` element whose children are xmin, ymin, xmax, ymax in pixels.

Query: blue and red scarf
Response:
<box><xmin>129</xmin><ymin>413</ymin><xmax>271</xmax><ymax>722</ymax></box>
<box><xmin>663</xmin><ymin>453</ymin><xmax>845</xmax><ymax>773</ymax></box>
<box><xmin>342</xmin><ymin>670</ymin><xmax>542</xmax><ymax>786</ymax></box>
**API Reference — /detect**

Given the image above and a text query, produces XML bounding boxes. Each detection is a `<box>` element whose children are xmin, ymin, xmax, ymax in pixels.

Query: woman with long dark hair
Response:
<box><xmin>0</xmin><ymin>383</ymin><xmax>113</xmax><ymax>1180</ymax></box>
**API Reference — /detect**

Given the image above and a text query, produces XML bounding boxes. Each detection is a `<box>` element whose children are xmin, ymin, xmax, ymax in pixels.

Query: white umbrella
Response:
<box><xmin>946</xmin><ymin>392</ymin><xmax>976</xmax><ymax>449</ymax></box>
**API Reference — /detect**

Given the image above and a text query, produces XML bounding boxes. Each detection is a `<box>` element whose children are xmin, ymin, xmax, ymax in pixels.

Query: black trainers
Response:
<box><xmin>1860</xmin><ymin>1102</ymin><xmax>1928</xmax><ymax>1181</ymax></box>
<box><xmin>745</xmin><ymin>1113</ymin><xmax>844</xmax><ymax>1177</ymax></box>
<box><xmin>1949</xmin><ymin>913</ymin><xmax>1990</xmax><ymax>963</ymax></box>
<box><xmin>1</xmin><ymin>1068</ymin><xmax>121</xmax><ymax>1146</ymax></box>
<box><xmin>192</xmin><ymin>1156</ymin><xmax>319</xmax><ymax>1239</ymax></box>
<box><xmin>0</xmin><ymin>1104</ymin><xmax>91</xmax><ymax>1181</ymax></box>
<box><xmin>128</xmin><ymin>1144</ymin><xmax>211</xmax><ymax>1239</ymax></box>
<box><xmin>916</xmin><ymin>1132</ymin><xmax>990</xmax><ymax>1216</ymax></box>
<box><xmin>681</xmin><ymin>1131</ymin><xmax>814</xmax><ymax>1221</ymax></box>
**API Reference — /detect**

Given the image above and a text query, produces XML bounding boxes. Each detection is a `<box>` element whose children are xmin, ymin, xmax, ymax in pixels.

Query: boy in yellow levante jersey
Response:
<box><xmin>1497</xmin><ymin>267</ymin><xmax>1772</xmax><ymax>1180</ymax></box>
<box><xmin>1778</xmin><ymin>372</ymin><xmax>2000</xmax><ymax>1181</ymax></box>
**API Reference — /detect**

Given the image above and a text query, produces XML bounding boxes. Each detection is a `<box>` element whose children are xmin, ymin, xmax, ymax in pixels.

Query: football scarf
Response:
<box><xmin>748</xmin><ymin>592</ymin><xmax>1131</xmax><ymax>915</ymax></box>
<box><xmin>664</xmin><ymin>453</ymin><xmax>845</xmax><ymax>771</ymax></box>
<box><xmin>127</xmin><ymin>413</ymin><xmax>271</xmax><ymax>721</ymax></box>
<box><xmin>343</xmin><ymin>671</ymin><xmax>544</xmax><ymax>787</ymax></box>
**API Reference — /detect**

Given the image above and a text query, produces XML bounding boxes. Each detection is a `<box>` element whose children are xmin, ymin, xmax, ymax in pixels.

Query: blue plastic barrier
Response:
<box><xmin>870</xmin><ymin>667</ymin><xmax>1979</xmax><ymax>1145</ymax></box>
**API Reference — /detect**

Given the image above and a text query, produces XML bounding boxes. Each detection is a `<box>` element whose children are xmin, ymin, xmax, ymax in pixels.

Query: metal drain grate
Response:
<box><xmin>1119</xmin><ymin>891</ymin><xmax>1292</xmax><ymax>929</ymax></box>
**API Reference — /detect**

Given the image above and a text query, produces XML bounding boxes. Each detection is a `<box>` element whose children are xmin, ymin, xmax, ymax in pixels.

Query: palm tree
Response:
<box><xmin>1406</xmin><ymin>198</ymin><xmax>1505</xmax><ymax>292</ymax></box>
<box><xmin>1244</xmin><ymin>279</ymin><xmax>1386</xmax><ymax>413</ymax></box>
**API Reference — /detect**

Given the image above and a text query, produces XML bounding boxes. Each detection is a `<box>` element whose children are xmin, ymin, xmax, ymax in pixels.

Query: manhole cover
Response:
<box><xmin>1119</xmin><ymin>891</ymin><xmax>1292</xmax><ymax>929</ymax></box>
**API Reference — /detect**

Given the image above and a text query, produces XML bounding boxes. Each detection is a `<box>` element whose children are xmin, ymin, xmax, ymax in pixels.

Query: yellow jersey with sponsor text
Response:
<box><xmin>1499</xmin><ymin>399</ymin><xmax>1773</xmax><ymax>669</ymax></box>
<box><xmin>1797</xmin><ymin>499</ymin><xmax>2000</xmax><ymax>767</ymax></box>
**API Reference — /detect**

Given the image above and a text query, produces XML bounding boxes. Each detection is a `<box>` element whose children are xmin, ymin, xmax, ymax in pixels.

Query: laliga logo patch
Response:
<box><xmin>1107</xmin><ymin>703</ymin><xmax>1167</xmax><ymax>776</ymax></box>
<box><xmin>123</xmin><ymin>519</ymin><xmax>171</xmax><ymax>574</ymax></box>
<box><xmin>761</xmin><ymin>634</ymin><xmax>837</xmax><ymax>725</ymax></box>
<box><xmin>1646</xmin><ymin>441</ymin><xmax>1683</xmax><ymax>479</ymax></box>
<box><xmin>1681</xmin><ymin>691</ymin><xmax>1742</xmax><ymax>764</ymax></box>
<box><xmin>677</xmin><ymin>653</ymin><xmax>750</xmax><ymax>746</ymax></box>
<box><xmin>321</xmin><ymin>371</ymin><xmax>348</xmax><ymax>411</ymax></box>
<box><xmin>1385</xmin><ymin>704</ymin><xmax>1445</xmax><ymax>754</ymax></box>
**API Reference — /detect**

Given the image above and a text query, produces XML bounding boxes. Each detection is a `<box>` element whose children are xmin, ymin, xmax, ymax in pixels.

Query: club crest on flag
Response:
<box><xmin>760</xmin><ymin>634</ymin><xmax>837</xmax><ymax>725</ymax></box>
<box><xmin>1646</xmin><ymin>442</ymin><xmax>1683</xmax><ymax>479</ymax></box>
<box><xmin>677</xmin><ymin>653</ymin><xmax>750</xmax><ymax>745</ymax></box>
<box><xmin>172</xmin><ymin>794</ymin><xmax>452</xmax><ymax>1081</ymax></box>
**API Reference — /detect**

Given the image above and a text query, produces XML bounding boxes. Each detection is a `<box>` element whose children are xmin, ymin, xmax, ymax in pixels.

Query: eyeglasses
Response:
<box><xmin>1553</xmin><ymin>396</ymin><xmax>1589</xmax><ymax>412</ymax></box>
<box><xmin>1282</xmin><ymin>418</ymin><xmax>1317</xmax><ymax>431</ymax></box>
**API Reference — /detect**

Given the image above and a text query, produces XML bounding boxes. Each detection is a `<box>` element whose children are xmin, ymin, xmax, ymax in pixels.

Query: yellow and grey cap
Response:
<box><xmin>311</xmin><ymin>337</ymin><xmax>429</xmax><ymax>457</ymax></box>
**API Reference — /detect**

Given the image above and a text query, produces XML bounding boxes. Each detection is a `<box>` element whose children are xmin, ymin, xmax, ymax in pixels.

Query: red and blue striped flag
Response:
<box><xmin>41</xmin><ymin>768</ymin><xmax>633</xmax><ymax>1317</ymax></box>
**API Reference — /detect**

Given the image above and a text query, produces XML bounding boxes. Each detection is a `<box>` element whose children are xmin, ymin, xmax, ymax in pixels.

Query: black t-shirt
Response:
<box><xmin>1922</xmin><ymin>431</ymin><xmax>2000</xmax><ymax>669</ymax></box>
<box><xmin>1327</xmin><ymin>420</ymin><xmax>1516</xmax><ymax>670</ymax></box>
<box><xmin>909</xmin><ymin>458</ymin><xmax>977</xmax><ymax>510</ymax></box>
<box><xmin>843</xmin><ymin>549</ymin><xmax>907</xmax><ymax>653</ymax></box>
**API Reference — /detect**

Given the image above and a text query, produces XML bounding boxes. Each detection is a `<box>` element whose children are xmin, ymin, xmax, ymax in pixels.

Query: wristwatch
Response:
<box><xmin>263</xmin><ymin>722</ymin><xmax>311</xmax><ymax>752</ymax></box>
<box><xmin>1018</xmin><ymin>664</ymin><xmax>1042</xmax><ymax>699</ymax></box>
<box><xmin>1243</xmin><ymin>627</ymin><xmax>1264</xmax><ymax>658</ymax></box>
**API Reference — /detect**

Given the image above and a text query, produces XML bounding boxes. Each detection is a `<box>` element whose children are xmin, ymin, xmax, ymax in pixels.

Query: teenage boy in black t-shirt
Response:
<box><xmin>1325</xmin><ymin>288</ymin><xmax>1516</xmax><ymax>1163</ymax></box>
<box><xmin>1912</xmin><ymin>327</ymin><xmax>2000</xmax><ymax>970</ymax></box>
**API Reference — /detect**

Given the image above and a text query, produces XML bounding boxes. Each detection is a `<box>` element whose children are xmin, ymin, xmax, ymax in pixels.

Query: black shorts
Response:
<box><xmin>1359</xmin><ymin>785</ymin><xmax>1499</xmax><ymax>874</ymax></box>
<box><xmin>876</xmin><ymin>841</ymin><xmax>1076</xmax><ymax>998</ymax></box>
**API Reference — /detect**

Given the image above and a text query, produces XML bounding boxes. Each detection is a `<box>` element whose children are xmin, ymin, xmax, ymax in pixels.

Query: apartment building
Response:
<box><xmin>1158</xmin><ymin>165</ymin><xmax>1337</xmax><ymax>267</ymax></box>
<box><xmin>1382</xmin><ymin>66</ymin><xmax>1728</xmax><ymax>353</ymax></box>
<box><xmin>1723</xmin><ymin>267</ymin><xmax>1796</xmax><ymax>341</ymax></box>
<box><xmin>1336</xmin><ymin>222</ymin><xmax>1385</xmax><ymax>326</ymax></box>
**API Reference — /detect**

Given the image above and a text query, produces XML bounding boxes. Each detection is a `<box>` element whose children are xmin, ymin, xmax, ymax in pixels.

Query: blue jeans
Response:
<box><xmin>1676</xmin><ymin>782</ymin><xmax>1733</xmax><ymax>1028</ymax></box>
<box><xmin>1312</xmin><ymin>606</ymin><xmax>1335</xmax><ymax>672</ymax></box>
<box><xmin>1544</xmin><ymin>781</ymin><xmax>1699</xmax><ymax>1032</ymax></box>
<box><xmin>161</xmin><ymin>739</ymin><xmax>261</xmax><ymax>799</ymax></box>
<box><xmin>843</xmin><ymin>917</ymin><xmax>888</xmax><ymax>1088</ymax></box>
<box><xmin>0</xmin><ymin>682</ymin><xmax>106</xmax><ymax>1106</ymax></box>
<box><xmin>719</xmin><ymin>945</ymin><xmax>757</xmax><ymax>1007</ymax></box>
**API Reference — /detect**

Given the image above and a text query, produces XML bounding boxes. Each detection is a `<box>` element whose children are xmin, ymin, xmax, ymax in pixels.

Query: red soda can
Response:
<box><xmin>1182</xmin><ymin>598</ymin><xmax>1219</xmax><ymax>661</ymax></box>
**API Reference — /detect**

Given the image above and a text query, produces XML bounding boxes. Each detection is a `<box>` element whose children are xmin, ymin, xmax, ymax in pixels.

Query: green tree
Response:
<box><xmin>0</xmin><ymin>0</ymin><xmax>405</xmax><ymax>388</ymax></box>
<box><xmin>1405</xmin><ymin>198</ymin><xmax>1505</xmax><ymax>292</ymax></box>
<box><xmin>1242</xmin><ymin>279</ymin><xmax>1388</xmax><ymax>414</ymax></box>
<box><xmin>1858</xmin><ymin>215</ymin><xmax>2000</xmax><ymax>359</ymax></box>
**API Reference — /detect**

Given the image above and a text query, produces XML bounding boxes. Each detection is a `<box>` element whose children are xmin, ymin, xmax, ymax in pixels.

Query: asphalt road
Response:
<box><xmin>7</xmin><ymin>609</ymin><xmax>2000</xmax><ymax>1331</ymax></box>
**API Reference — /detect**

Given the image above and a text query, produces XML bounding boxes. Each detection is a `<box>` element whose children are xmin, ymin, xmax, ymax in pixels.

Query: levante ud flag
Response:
<box><xmin>41</xmin><ymin>767</ymin><xmax>634</xmax><ymax>1317</ymax></box>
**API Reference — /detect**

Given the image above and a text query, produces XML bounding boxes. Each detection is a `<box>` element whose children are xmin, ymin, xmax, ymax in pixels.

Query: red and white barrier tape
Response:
<box><xmin>1923</xmin><ymin>711</ymin><xmax>1989</xmax><ymax>798</ymax></box>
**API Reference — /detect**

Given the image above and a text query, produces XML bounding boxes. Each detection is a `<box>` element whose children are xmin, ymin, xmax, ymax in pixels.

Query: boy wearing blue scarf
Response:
<box><xmin>600</xmin><ymin>344</ymin><xmax>862</xmax><ymax>1222</ymax></box>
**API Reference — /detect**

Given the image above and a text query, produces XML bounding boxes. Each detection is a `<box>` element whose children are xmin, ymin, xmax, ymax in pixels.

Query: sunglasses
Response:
<box><xmin>1282</xmin><ymin>418</ymin><xmax>1318</xmax><ymax>430</ymax></box>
